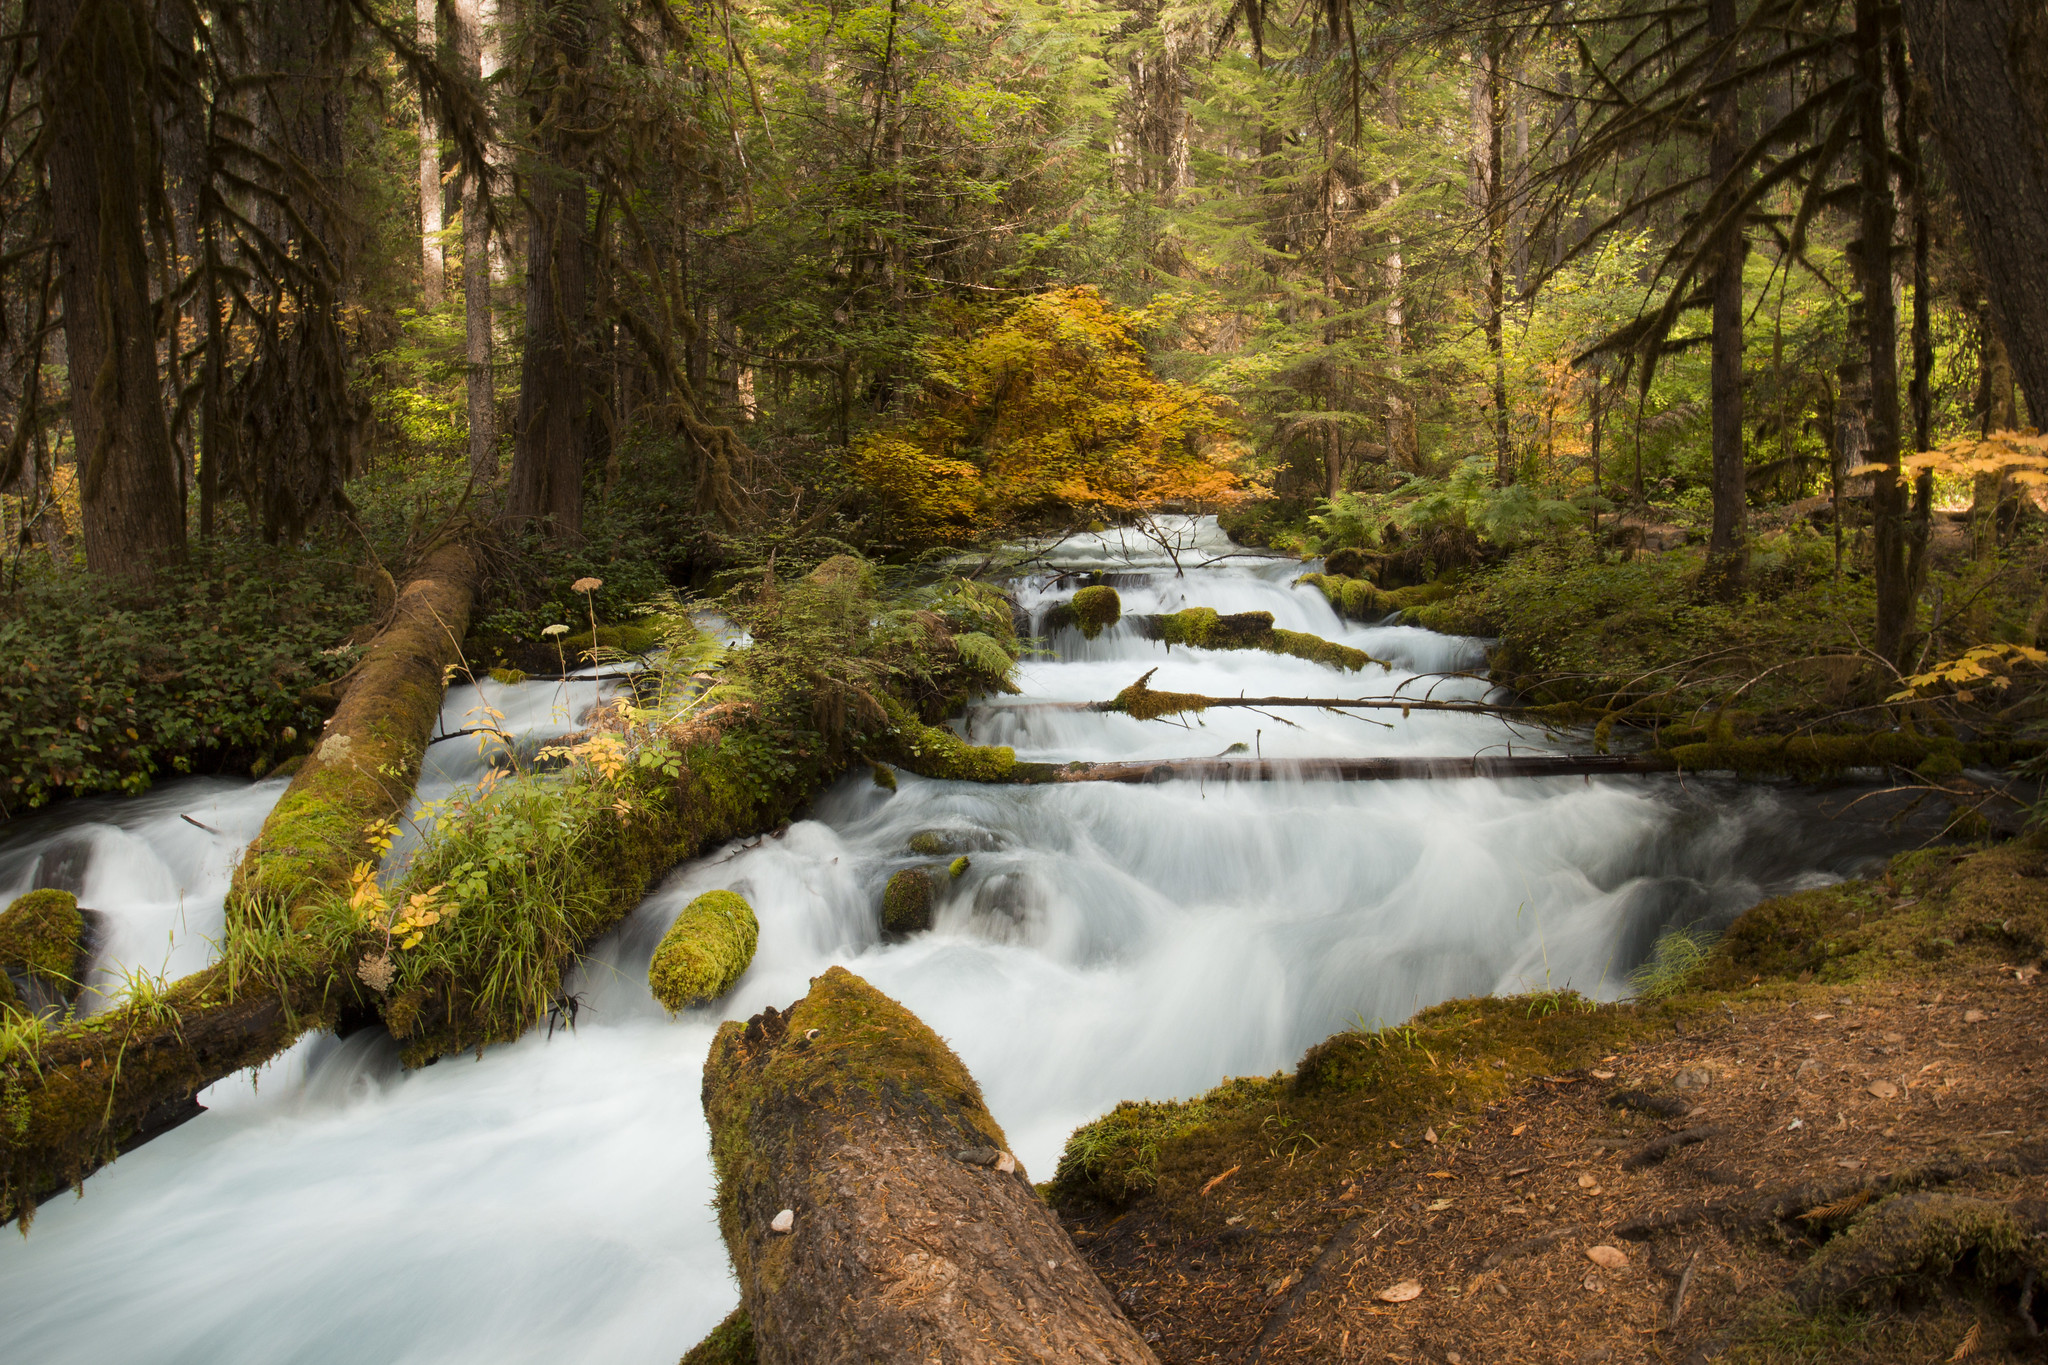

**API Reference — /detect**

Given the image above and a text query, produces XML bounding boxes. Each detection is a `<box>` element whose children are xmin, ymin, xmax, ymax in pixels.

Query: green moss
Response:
<box><xmin>0</xmin><ymin>891</ymin><xmax>84</xmax><ymax>995</ymax></box>
<box><xmin>1069</xmin><ymin>585</ymin><xmax>1122</xmax><ymax>639</ymax></box>
<box><xmin>1105</xmin><ymin>669</ymin><xmax>1212</xmax><ymax>721</ymax></box>
<box><xmin>1051</xmin><ymin>989</ymin><xmax>1648</xmax><ymax>1214</ymax></box>
<box><xmin>1339</xmin><ymin>577</ymin><xmax>1386</xmax><ymax>620</ymax></box>
<box><xmin>948</xmin><ymin>855</ymin><xmax>970</xmax><ymax>879</ymax></box>
<box><xmin>1661</xmin><ymin>730</ymin><xmax>1964</xmax><ymax>780</ymax></box>
<box><xmin>562</xmin><ymin>620</ymin><xmax>664</xmax><ymax>657</ymax></box>
<box><xmin>805</xmin><ymin>554</ymin><xmax>881</xmax><ymax>591</ymax></box>
<box><xmin>875</xmin><ymin>698</ymin><xmax>1021</xmax><ymax>782</ymax></box>
<box><xmin>882</xmin><ymin>868</ymin><xmax>934</xmax><ymax>934</ymax></box>
<box><xmin>488</xmin><ymin>666</ymin><xmax>529</xmax><ymax>685</ymax></box>
<box><xmin>649</xmin><ymin>890</ymin><xmax>760</xmax><ymax>1012</ymax></box>
<box><xmin>1267</xmin><ymin>627</ymin><xmax>1376</xmax><ymax>672</ymax></box>
<box><xmin>869</xmin><ymin>762</ymin><xmax>897</xmax><ymax>791</ymax></box>
<box><xmin>1794</xmin><ymin>1193</ymin><xmax>2041</xmax><ymax>1309</ymax></box>
<box><xmin>1323</xmin><ymin>547</ymin><xmax>1368</xmax><ymax>579</ymax></box>
<box><xmin>1154</xmin><ymin>608</ymin><xmax>1384</xmax><ymax>673</ymax></box>
<box><xmin>0</xmin><ymin>968</ymin><xmax>19</xmax><ymax>1014</ymax></box>
<box><xmin>679</xmin><ymin>1308</ymin><xmax>757</xmax><ymax>1365</ymax></box>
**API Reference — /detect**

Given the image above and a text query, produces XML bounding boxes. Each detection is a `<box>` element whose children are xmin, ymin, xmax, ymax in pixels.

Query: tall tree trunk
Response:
<box><xmin>454</xmin><ymin>0</ymin><xmax>496</xmax><ymax>485</ymax></box>
<box><xmin>34</xmin><ymin>0</ymin><xmax>186</xmax><ymax>577</ymax></box>
<box><xmin>1477</xmin><ymin>26</ymin><xmax>1511</xmax><ymax>484</ymax></box>
<box><xmin>1705</xmin><ymin>0</ymin><xmax>1748</xmax><ymax>593</ymax></box>
<box><xmin>1898</xmin><ymin>27</ymin><xmax>1937</xmax><ymax>611</ymax></box>
<box><xmin>1853</xmin><ymin>0</ymin><xmax>1910</xmax><ymax>665</ymax></box>
<box><xmin>1970</xmin><ymin>297</ymin><xmax>2020</xmax><ymax>560</ymax></box>
<box><xmin>1899</xmin><ymin>0</ymin><xmax>2048</xmax><ymax>425</ymax></box>
<box><xmin>505</xmin><ymin>0</ymin><xmax>593</xmax><ymax>542</ymax></box>
<box><xmin>418</xmin><ymin>0</ymin><xmax>444</xmax><ymax>307</ymax></box>
<box><xmin>1382</xmin><ymin>49</ymin><xmax>1416</xmax><ymax>473</ymax></box>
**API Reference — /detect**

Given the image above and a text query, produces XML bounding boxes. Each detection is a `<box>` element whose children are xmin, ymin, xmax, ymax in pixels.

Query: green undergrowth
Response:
<box><xmin>0</xmin><ymin>539</ymin><xmax>367</xmax><ymax>809</ymax></box>
<box><xmin>649</xmin><ymin>891</ymin><xmax>760</xmax><ymax>1013</ymax></box>
<box><xmin>1050</xmin><ymin>834</ymin><xmax>2048</xmax><ymax>1224</ymax></box>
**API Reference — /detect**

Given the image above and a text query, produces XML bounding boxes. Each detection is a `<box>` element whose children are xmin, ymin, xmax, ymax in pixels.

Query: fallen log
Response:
<box><xmin>1011</xmin><ymin>754</ymin><xmax>1672</xmax><ymax>784</ymax></box>
<box><xmin>1</xmin><ymin>539</ymin><xmax>483</xmax><ymax>1227</ymax></box>
<box><xmin>702</xmin><ymin>966</ymin><xmax>1159</xmax><ymax>1365</ymax></box>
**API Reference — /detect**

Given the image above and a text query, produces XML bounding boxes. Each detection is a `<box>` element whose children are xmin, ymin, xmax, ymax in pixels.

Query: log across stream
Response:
<box><xmin>0</xmin><ymin>518</ymin><xmax>1953</xmax><ymax>1362</ymax></box>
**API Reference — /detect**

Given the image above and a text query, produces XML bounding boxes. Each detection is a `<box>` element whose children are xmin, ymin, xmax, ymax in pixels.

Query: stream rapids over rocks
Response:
<box><xmin>0</xmin><ymin>519</ymin><xmax>1944</xmax><ymax>1363</ymax></box>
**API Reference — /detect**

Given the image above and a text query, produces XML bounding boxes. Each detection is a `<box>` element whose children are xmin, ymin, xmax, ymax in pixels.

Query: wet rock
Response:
<box><xmin>883</xmin><ymin>868</ymin><xmax>934</xmax><ymax>934</ymax></box>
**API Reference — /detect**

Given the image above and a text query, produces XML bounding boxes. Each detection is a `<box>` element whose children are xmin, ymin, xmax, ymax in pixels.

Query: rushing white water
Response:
<box><xmin>0</xmin><ymin>521</ymin><xmax>1930</xmax><ymax>1362</ymax></box>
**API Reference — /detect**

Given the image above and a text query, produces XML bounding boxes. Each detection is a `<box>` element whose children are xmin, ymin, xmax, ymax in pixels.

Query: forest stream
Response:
<box><xmin>0</xmin><ymin>519</ymin><xmax>1950</xmax><ymax>1363</ymax></box>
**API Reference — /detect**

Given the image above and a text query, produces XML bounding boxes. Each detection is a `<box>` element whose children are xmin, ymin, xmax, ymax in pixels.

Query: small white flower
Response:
<box><xmin>542</xmin><ymin>624</ymin><xmax>570</xmax><ymax>637</ymax></box>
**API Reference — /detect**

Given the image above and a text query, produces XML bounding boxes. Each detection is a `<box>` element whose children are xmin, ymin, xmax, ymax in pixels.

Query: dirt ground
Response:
<box><xmin>1065</xmin><ymin>956</ymin><xmax>2048</xmax><ymax>1363</ymax></box>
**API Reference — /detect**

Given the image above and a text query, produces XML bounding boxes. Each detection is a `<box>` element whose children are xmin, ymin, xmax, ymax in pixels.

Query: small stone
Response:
<box><xmin>1578</xmin><ymin>1173</ymin><xmax>1598</xmax><ymax>1190</ymax></box>
<box><xmin>995</xmin><ymin>1151</ymin><xmax>1017</xmax><ymax>1174</ymax></box>
<box><xmin>1673</xmin><ymin>1066</ymin><xmax>1712</xmax><ymax>1091</ymax></box>
<box><xmin>1376</xmin><ymin>1280</ymin><xmax>1423</xmax><ymax>1303</ymax></box>
<box><xmin>770</xmin><ymin>1209</ymin><xmax>794</xmax><ymax>1234</ymax></box>
<box><xmin>1447</xmin><ymin>1354</ymin><xmax>1463</xmax><ymax>1364</ymax></box>
<box><xmin>1964</xmin><ymin>1009</ymin><xmax>1988</xmax><ymax>1023</ymax></box>
<box><xmin>1867</xmin><ymin>1080</ymin><xmax>1899</xmax><ymax>1099</ymax></box>
<box><xmin>1881</xmin><ymin>1031</ymin><xmax>1905</xmax><ymax>1044</ymax></box>
<box><xmin>954</xmin><ymin>1146</ymin><xmax>1001</xmax><ymax>1167</ymax></box>
<box><xmin>1425</xmin><ymin>1127</ymin><xmax>1439</xmax><ymax>1144</ymax></box>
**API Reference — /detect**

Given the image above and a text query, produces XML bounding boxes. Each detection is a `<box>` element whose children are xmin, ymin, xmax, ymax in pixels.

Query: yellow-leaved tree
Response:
<box><xmin>847</xmin><ymin>288</ymin><xmax>1242</xmax><ymax>545</ymax></box>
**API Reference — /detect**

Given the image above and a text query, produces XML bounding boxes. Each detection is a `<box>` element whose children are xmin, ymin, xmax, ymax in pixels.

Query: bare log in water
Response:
<box><xmin>703</xmin><ymin>967</ymin><xmax>1159</xmax><ymax>1365</ymax></box>
<box><xmin>1019</xmin><ymin>753</ymin><xmax>1676</xmax><ymax>784</ymax></box>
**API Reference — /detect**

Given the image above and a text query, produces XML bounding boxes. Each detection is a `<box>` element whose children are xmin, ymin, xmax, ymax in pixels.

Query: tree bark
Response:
<box><xmin>1899</xmin><ymin>0</ymin><xmax>2048</xmax><ymax>425</ymax></box>
<box><xmin>1478</xmin><ymin>26</ymin><xmax>1512</xmax><ymax>484</ymax></box>
<box><xmin>1705</xmin><ymin>0</ymin><xmax>1748</xmax><ymax>594</ymax></box>
<box><xmin>505</xmin><ymin>0</ymin><xmax>593</xmax><ymax>542</ymax></box>
<box><xmin>33</xmin><ymin>0</ymin><xmax>186</xmax><ymax>578</ymax></box>
<box><xmin>703</xmin><ymin>967</ymin><xmax>1160</xmax><ymax>1365</ymax></box>
<box><xmin>418</xmin><ymin>0</ymin><xmax>445</xmax><ymax>307</ymax></box>
<box><xmin>1853</xmin><ymin>0</ymin><xmax>1910</xmax><ymax>665</ymax></box>
<box><xmin>454</xmin><ymin>0</ymin><xmax>496</xmax><ymax>485</ymax></box>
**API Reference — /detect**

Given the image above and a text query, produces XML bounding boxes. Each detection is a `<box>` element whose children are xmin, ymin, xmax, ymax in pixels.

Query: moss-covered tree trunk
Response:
<box><xmin>703</xmin><ymin>967</ymin><xmax>1159</xmax><ymax>1365</ymax></box>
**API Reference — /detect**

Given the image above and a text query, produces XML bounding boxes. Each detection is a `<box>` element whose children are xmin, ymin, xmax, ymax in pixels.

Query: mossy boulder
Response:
<box><xmin>649</xmin><ymin>890</ymin><xmax>761</xmax><ymax>1012</ymax></box>
<box><xmin>1794</xmin><ymin>1192</ymin><xmax>2044</xmax><ymax>1309</ymax></box>
<box><xmin>882</xmin><ymin>868</ymin><xmax>934</xmax><ymax>934</ymax></box>
<box><xmin>1068</xmin><ymin>585</ymin><xmax>1122</xmax><ymax>639</ymax></box>
<box><xmin>0</xmin><ymin>890</ymin><xmax>85</xmax><ymax>999</ymax></box>
<box><xmin>806</xmin><ymin>554</ymin><xmax>881</xmax><ymax>591</ymax></box>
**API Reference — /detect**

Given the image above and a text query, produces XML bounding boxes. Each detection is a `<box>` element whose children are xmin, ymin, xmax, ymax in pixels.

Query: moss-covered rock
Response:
<box><xmin>650</xmin><ymin>890</ymin><xmax>761</xmax><ymax>1012</ymax></box>
<box><xmin>1068</xmin><ymin>585</ymin><xmax>1122</xmax><ymax>639</ymax></box>
<box><xmin>1323</xmin><ymin>547</ymin><xmax>1368</xmax><ymax>580</ymax></box>
<box><xmin>1794</xmin><ymin>1193</ymin><xmax>2043</xmax><ymax>1309</ymax></box>
<box><xmin>948</xmin><ymin>855</ymin><xmax>971</xmax><ymax>880</ymax></box>
<box><xmin>0</xmin><ymin>890</ymin><xmax>85</xmax><ymax>998</ymax></box>
<box><xmin>806</xmin><ymin>555</ymin><xmax>881</xmax><ymax>592</ymax></box>
<box><xmin>679</xmin><ymin>1308</ymin><xmax>757</xmax><ymax>1365</ymax></box>
<box><xmin>882</xmin><ymin>868</ymin><xmax>934</xmax><ymax>934</ymax></box>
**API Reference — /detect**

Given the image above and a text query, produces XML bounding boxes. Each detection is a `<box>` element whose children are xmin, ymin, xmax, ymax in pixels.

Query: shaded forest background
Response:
<box><xmin>2</xmin><ymin>0</ymin><xmax>2047</xmax><ymax>805</ymax></box>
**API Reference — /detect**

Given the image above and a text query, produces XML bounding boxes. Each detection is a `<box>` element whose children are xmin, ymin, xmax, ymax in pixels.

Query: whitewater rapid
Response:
<box><xmin>0</xmin><ymin>521</ymin><xmax>1923</xmax><ymax>1363</ymax></box>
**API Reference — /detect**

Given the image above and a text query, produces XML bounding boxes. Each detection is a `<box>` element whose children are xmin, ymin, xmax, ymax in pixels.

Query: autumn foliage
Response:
<box><xmin>847</xmin><ymin>288</ymin><xmax>1242</xmax><ymax>545</ymax></box>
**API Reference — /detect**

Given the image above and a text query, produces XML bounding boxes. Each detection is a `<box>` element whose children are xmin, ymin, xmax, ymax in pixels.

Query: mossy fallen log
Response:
<box><xmin>1093</xmin><ymin>670</ymin><xmax>1529</xmax><ymax>723</ymax></box>
<box><xmin>702</xmin><ymin>966</ymin><xmax>1158</xmax><ymax>1365</ymax></box>
<box><xmin>1</xmin><ymin>541</ymin><xmax>482</xmax><ymax>1226</ymax></box>
<box><xmin>233</xmin><ymin>538</ymin><xmax>485</xmax><ymax>927</ymax></box>
<box><xmin>649</xmin><ymin>891</ymin><xmax>760</xmax><ymax>1012</ymax></box>
<box><xmin>1141</xmin><ymin>608</ymin><xmax>1386</xmax><ymax>673</ymax></box>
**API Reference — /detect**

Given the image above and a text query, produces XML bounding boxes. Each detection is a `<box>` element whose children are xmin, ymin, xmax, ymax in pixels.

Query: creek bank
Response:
<box><xmin>1048</xmin><ymin>835</ymin><xmax>2048</xmax><ymax>1363</ymax></box>
<box><xmin>700</xmin><ymin>966</ymin><xmax>1159</xmax><ymax>1365</ymax></box>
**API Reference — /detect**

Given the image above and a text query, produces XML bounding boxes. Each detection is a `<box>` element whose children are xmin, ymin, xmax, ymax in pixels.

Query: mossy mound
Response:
<box><xmin>1068</xmin><ymin>585</ymin><xmax>1122</xmax><ymax>639</ymax></box>
<box><xmin>806</xmin><ymin>555</ymin><xmax>881</xmax><ymax>591</ymax></box>
<box><xmin>1051</xmin><ymin>989</ymin><xmax>1645</xmax><ymax>1213</ymax></box>
<box><xmin>0</xmin><ymin>890</ymin><xmax>85</xmax><ymax>997</ymax></box>
<box><xmin>1323</xmin><ymin>547</ymin><xmax>1368</xmax><ymax>579</ymax></box>
<box><xmin>874</xmin><ymin>698</ymin><xmax>1023</xmax><ymax>782</ymax></box>
<box><xmin>882</xmin><ymin>868</ymin><xmax>934</xmax><ymax>934</ymax></box>
<box><xmin>1794</xmin><ymin>1192</ymin><xmax>2043</xmax><ymax>1309</ymax></box>
<box><xmin>679</xmin><ymin>1308</ymin><xmax>757</xmax><ymax>1365</ymax></box>
<box><xmin>1106</xmin><ymin>670</ymin><xmax>1212</xmax><ymax>721</ymax></box>
<box><xmin>649</xmin><ymin>890</ymin><xmax>760</xmax><ymax>1012</ymax></box>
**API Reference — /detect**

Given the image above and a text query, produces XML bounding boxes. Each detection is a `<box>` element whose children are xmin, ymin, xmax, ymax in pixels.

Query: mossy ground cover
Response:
<box><xmin>1052</xmin><ymin>836</ymin><xmax>2048</xmax><ymax>1363</ymax></box>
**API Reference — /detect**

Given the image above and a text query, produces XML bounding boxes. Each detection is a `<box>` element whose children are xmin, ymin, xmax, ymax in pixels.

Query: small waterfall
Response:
<box><xmin>0</xmin><ymin>519</ymin><xmax>1939</xmax><ymax>1362</ymax></box>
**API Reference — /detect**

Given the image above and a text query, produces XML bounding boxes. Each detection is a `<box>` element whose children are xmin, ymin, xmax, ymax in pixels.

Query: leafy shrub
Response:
<box><xmin>0</xmin><ymin>543</ymin><xmax>367</xmax><ymax>809</ymax></box>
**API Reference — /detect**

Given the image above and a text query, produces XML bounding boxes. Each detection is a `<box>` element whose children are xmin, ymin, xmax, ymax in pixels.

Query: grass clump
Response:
<box><xmin>650</xmin><ymin>890</ymin><xmax>760</xmax><ymax>1012</ymax></box>
<box><xmin>1069</xmin><ymin>585</ymin><xmax>1122</xmax><ymax>639</ymax></box>
<box><xmin>1629</xmin><ymin>925</ymin><xmax>1716</xmax><ymax>1001</ymax></box>
<box><xmin>0</xmin><ymin>890</ymin><xmax>84</xmax><ymax>999</ymax></box>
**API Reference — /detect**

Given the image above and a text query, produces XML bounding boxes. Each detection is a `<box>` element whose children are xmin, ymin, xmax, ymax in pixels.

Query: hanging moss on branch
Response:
<box><xmin>649</xmin><ymin>890</ymin><xmax>760</xmax><ymax>1012</ymax></box>
<box><xmin>702</xmin><ymin>967</ymin><xmax>1159</xmax><ymax>1364</ymax></box>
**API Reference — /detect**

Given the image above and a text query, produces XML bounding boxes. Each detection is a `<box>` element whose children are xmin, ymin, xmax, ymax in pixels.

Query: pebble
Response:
<box><xmin>1673</xmin><ymin>1066</ymin><xmax>1713</xmax><ymax>1091</ymax></box>
<box><xmin>770</xmin><ymin>1209</ymin><xmax>794</xmax><ymax>1234</ymax></box>
<box><xmin>1964</xmin><ymin>1009</ymin><xmax>1989</xmax><ymax>1023</ymax></box>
